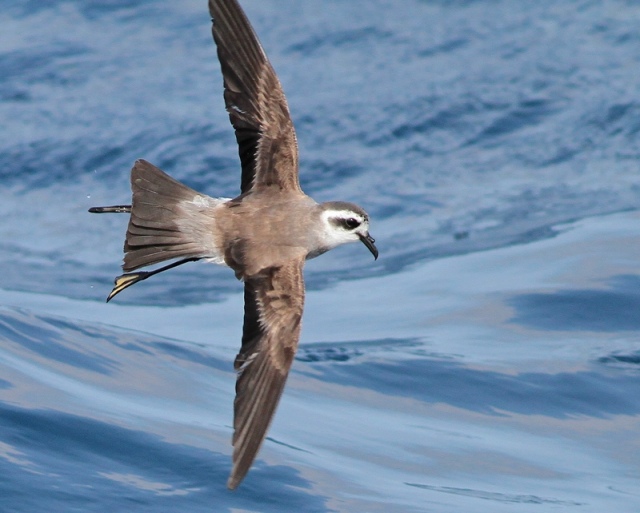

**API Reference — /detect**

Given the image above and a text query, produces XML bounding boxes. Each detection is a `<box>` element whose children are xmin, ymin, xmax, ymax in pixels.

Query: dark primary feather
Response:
<box><xmin>241</xmin><ymin>284</ymin><xmax>262</xmax><ymax>353</ymax></box>
<box><xmin>209</xmin><ymin>0</ymin><xmax>300</xmax><ymax>194</ymax></box>
<box><xmin>227</xmin><ymin>259</ymin><xmax>305</xmax><ymax>490</ymax></box>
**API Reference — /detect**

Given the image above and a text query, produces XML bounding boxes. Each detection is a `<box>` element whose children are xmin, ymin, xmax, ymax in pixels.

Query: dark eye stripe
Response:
<box><xmin>329</xmin><ymin>215</ymin><xmax>362</xmax><ymax>230</ymax></box>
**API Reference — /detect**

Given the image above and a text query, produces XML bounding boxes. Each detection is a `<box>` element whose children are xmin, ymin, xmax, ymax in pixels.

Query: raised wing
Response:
<box><xmin>228</xmin><ymin>257</ymin><xmax>305</xmax><ymax>489</ymax></box>
<box><xmin>209</xmin><ymin>0</ymin><xmax>300</xmax><ymax>194</ymax></box>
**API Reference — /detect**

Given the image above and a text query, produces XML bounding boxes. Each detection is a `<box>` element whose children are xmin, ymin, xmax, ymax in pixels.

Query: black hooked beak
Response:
<box><xmin>358</xmin><ymin>232</ymin><xmax>379</xmax><ymax>260</ymax></box>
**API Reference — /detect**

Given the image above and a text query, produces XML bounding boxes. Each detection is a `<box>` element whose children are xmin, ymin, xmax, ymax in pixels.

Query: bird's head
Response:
<box><xmin>317</xmin><ymin>201</ymin><xmax>378</xmax><ymax>259</ymax></box>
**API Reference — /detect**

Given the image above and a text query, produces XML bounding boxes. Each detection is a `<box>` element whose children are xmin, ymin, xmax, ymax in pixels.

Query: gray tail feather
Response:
<box><xmin>123</xmin><ymin>159</ymin><xmax>217</xmax><ymax>272</ymax></box>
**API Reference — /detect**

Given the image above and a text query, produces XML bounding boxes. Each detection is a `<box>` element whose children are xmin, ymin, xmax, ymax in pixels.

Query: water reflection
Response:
<box><xmin>509</xmin><ymin>275</ymin><xmax>640</xmax><ymax>331</ymax></box>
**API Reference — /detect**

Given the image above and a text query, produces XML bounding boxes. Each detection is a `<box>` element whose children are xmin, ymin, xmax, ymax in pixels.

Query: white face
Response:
<box><xmin>319</xmin><ymin>209</ymin><xmax>370</xmax><ymax>248</ymax></box>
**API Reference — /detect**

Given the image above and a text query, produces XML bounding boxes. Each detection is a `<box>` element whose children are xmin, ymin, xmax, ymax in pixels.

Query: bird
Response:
<box><xmin>89</xmin><ymin>0</ymin><xmax>377</xmax><ymax>490</ymax></box>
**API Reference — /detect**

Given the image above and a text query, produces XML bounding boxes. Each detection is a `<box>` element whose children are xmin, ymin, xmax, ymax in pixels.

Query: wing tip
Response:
<box><xmin>226</xmin><ymin>474</ymin><xmax>241</xmax><ymax>490</ymax></box>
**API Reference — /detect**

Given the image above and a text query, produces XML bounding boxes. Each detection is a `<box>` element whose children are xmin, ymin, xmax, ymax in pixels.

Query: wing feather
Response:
<box><xmin>227</xmin><ymin>258</ymin><xmax>305</xmax><ymax>490</ymax></box>
<box><xmin>209</xmin><ymin>0</ymin><xmax>300</xmax><ymax>194</ymax></box>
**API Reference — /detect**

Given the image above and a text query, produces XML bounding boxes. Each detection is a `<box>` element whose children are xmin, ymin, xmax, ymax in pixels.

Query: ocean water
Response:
<box><xmin>1</xmin><ymin>0</ymin><xmax>640</xmax><ymax>511</ymax></box>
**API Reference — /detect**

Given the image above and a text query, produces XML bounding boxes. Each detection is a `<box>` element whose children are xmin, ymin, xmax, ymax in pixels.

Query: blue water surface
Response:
<box><xmin>1</xmin><ymin>0</ymin><xmax>640</xmax><ymax>512</ymax></box>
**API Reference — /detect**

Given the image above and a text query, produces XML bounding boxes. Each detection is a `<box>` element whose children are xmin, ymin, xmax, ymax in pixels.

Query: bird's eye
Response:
<box><xmin>344</xmin><ymin>217</ymin><xmax>361</xmax><ymax>229</ymax></box>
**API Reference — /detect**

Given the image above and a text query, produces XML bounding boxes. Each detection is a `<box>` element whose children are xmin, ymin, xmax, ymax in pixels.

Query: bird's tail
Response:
<box><xmin>90</xmin><ymin>159</ymin><xmax>227</xmax><ymax>300</ymax></box>
<box><xmin>121</xmin><ymin>159</ymin><xmax>225</xmax><ymax>272</ymax></box>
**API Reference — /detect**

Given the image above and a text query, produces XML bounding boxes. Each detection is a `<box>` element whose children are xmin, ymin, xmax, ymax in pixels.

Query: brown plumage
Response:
<box><xmin>211</xmin><ymin>0</ymin><xmax>300</xmax><ymax>194</ymax></box>
<box><xmin>90</xmin><ymin>0</ymin><xmax>378</xmax><ymax>489</ymax></box>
